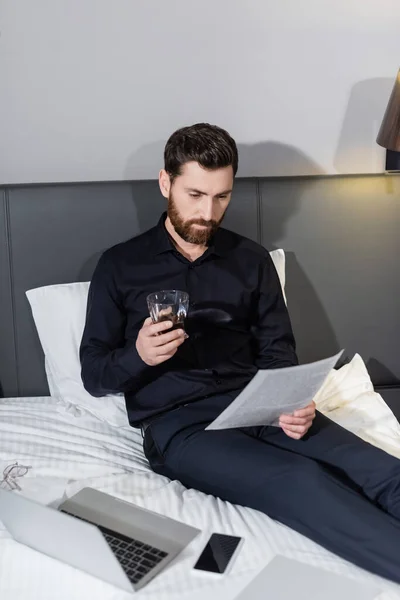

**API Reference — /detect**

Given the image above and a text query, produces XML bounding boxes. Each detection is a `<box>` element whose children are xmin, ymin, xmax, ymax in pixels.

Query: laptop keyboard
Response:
<box><xmin>60</xmin><ymin>510</ymin><xmax>169</xmax><ymax>586</ymax></box>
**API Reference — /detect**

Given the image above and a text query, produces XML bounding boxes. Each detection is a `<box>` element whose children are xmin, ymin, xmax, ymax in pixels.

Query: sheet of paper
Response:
<box><xmin>206</xmin><ymin>350</ymin><xmax>344</xmax><ymax>430</ymax></box>
<box><xmin>234</xmin><ymin>555</ymin><xmax>380</xmax><ymax>600</ymax></box>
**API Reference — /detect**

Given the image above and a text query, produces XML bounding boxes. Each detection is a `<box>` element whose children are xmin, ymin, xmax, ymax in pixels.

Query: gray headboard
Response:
<box><xmin>0</xmin><ymin>173</ymin><xmax>399</xmax><ymax>398</ymax></box>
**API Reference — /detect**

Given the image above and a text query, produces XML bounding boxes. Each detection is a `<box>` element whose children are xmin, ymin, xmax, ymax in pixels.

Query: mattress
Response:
<box><xmin>1</xmin><ymin>393</ymin><xmax>400</xmax><ymax>600</ymax></box>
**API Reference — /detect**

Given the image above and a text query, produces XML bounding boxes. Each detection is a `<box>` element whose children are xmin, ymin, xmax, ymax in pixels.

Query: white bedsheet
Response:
<box><xmin>1</xmin><ymin>383</ymin><xmax>400</xmax><ymax>599</ymax></box>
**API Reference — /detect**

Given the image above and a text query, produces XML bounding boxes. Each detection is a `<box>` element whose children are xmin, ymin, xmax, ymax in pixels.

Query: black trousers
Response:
<box><xmin>142</xmin><ymin>393</ymin><xmax>400</xmax><ymax>583</ymax></box>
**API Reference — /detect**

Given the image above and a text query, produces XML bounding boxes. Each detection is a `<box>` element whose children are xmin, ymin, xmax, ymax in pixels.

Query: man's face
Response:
<box><xmin>160</xmin><ymin>161</ymin><xmax>234</xmax><ymax>245</ymax></box>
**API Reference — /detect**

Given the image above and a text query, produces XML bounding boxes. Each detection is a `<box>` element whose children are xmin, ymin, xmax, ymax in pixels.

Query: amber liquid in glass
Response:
<box><xmin>156</xmin><ymin>313</ymin><xmax>185</xmax><ymax>332</ymax></box>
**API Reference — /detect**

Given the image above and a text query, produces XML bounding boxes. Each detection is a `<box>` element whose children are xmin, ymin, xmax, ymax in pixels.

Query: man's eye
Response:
<box><xmin>189</xmin><ymin>193</ymin><xmax>201</xmax><ymax>198</ymax></box>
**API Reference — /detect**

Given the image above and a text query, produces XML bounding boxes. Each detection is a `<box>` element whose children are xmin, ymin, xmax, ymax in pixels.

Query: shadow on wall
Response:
<box><xmin>237</xmin><ymin>141</ymin><xmax>325</xmax><ymax>178</ymax></box>
<box><xmin>125</xmin><ymin>138</ymin><xmax>338</xmax><ymax>363</ymax></box>
<box><xmin>124</xmin><ymin>139</ymin><xmax>325</xmax><ymax>180</ymax></box>
<box><xmin>239</xmin><ymin>142</ymin><xmax>323</xmax><ymax>247</ymax></box>
<box><xmin>285</xmin><ymin>251</ymin><xmax>341</xmax><ymax>364</ymax></box>
<box><xmin>367</xmin><ymin>358</ymin><xmax>400</xmax><ymax>387</ymax></box>
<box><xmin>334</xmin><ymin>78</ymin><xmax>392</xmax><ymax>174</ymax></box>
<box><xmin>124</xmin><ymin>141</ymin><xmax>167</xmax><ymax>181</ymax></box>
<box><xmin>239</xmin><ymin>142</ymin><xmax>339</xmax><ymax>362</ymax></box>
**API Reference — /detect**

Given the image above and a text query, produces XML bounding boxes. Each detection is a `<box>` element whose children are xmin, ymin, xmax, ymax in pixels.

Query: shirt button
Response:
<box><xmin>212</xmin><ymin>369</ymin><xmax>222</xmax><ymax>385</ymax></box>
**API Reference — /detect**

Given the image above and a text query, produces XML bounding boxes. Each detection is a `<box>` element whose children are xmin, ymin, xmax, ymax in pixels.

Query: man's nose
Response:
<box><xmin>200</xmin><ymin>197</ymin><xmax>214</xmax><ymax>221</ymax></box>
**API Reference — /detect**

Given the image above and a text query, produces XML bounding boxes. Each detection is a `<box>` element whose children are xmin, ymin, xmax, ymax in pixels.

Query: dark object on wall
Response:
<box><xmin>377</xmin><ymin>68</ymin><xmax>400</xmax><ymax>170</ymax></box>
<box><xmin>385</xmin><ymin>149</ymin><xmax>400</xmax><ymax>171</ymax></box>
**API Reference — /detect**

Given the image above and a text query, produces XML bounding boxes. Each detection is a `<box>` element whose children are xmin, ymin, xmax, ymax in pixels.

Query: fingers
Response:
<box><xmin>281</xmin><ymin>422</ymin><xmax>311</xmax><ymax>439</ymax></box>
<box><xmin>280</xmin><ymin>414</ymin><xmax>314</xmax><ymax>439</ymax></box>
<box><xmin>281</xmin><ymin>426</ymin><xmax>304</xmax><ymax>440</ymax></box>
<box><xmin>136</xmin><ymin>317</ymin><xmax>188</xmax><ymax>366</ymax></box>
<box><xmin>293</xmin><ymin>401</ymin><xmax>316</xmax><ymax>418</ymax></box>
<box><xmin>281</xmin><ymin>422</ymin><xmax>309</xmax><ymax>434</ymax></box>
<box><xmin>155</xmin><ymin>350</ymin><xmax>178</xmax><ymax>362</ymax></box>
<box><xmin>143</xmin><ymin>319</ymin><xmax>173</xmax><ymax>336</ymax></box>
<box><xmin>152</xmin><ymin>328</ymin><xmax>185</xmax><ymax>347</ymax></box>
<box><xmin>152</xmin><ymin>337</ymin><xmax>184</xmax><ymax>363</ymax></box>
<box><xmin>279</xmin><ymin>401</ymin><xmax>316</xmax><ymax>432</ymax></box>
<box><xmin>153</xmin><ymin>337</ymin><xmax>185</xmax><ymax>356</ymax></box>
<box><xmin>279</xmin><ymin>413</ymin><xmax>315</xmax><ymax>427</ymax></box>
<box><xmin>280</xmin><ymin>401</ymin><xmax>315</xmax><ymax>440</ymax></box>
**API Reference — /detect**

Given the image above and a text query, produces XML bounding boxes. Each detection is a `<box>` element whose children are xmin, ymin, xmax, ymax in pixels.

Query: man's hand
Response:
<box><xmin>136</xmin><ymin>317</ymin><xmax>186</xmax><ymax>366</ymax></box>
<box><xmin>279</xmin><ymin>400</ymin><xmax>316</xmax><ymax>440</ymax></box>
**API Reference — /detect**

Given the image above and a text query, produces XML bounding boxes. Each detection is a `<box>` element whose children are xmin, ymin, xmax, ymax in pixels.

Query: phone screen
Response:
<box><xmin>193</xmin><ymin>533</ymin><xmax>242</xmax><ymax>574</ymax></box>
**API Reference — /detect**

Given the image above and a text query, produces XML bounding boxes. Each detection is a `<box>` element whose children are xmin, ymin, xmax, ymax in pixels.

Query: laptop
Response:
<box><xmin>234</xmin><ymin>556</ymin><xmax>380</xmax><ymax>600</ymax></box>
<box><xmin>0</xmin><ymin>487</ymin><xmax>200</xmax><ymax>593</ymax></box>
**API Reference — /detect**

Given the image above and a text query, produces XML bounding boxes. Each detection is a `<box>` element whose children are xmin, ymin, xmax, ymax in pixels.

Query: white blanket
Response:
<box><xmin>1</xmin><ymin>354</ymin><xmax>400</xmax><ymax>600</ymax></box>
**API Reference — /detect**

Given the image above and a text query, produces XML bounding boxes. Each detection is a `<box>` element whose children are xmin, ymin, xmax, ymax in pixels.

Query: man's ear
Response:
<box><xmin>159</xmin><ymin>169</ymin><xmax>171</xmax><ymax>199</ymax></box>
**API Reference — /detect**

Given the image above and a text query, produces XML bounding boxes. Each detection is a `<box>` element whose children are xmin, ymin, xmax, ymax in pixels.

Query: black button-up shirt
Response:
<box><xmin>80</xmin><ymin>213</ymin><xmax>298</xmax><ymax>427</ymax></box>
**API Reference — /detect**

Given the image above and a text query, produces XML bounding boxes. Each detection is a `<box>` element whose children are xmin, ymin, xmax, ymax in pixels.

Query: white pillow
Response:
<box><xmin>26</xmin><ymin>282</ymin><xmax>128</xmax><ymax>425</ymax></box>
<box><xmin>269</xmin><ymin>248</ymin><xmax>287</xmax><ymax>304</ymax></box>
<box><xmin>315</xmin><ymin>354</ymin><xmax>400</xmax><ymax>459</ymax></box>
<box><xmin>26</xmin><ymin>249</ymin><xmax>287</xmax><ymax>424</ymax></box>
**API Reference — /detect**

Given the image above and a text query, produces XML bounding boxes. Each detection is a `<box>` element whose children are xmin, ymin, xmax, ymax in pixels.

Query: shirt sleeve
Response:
<box><xmin>79</xmin><ymin>252</ymin><xmax>150</xmax><ymax>396</ymax></box>
<box><xmin>252</xmin><ymin>253</ymin><xmax>299</xmax><ymax>369</ymax></box>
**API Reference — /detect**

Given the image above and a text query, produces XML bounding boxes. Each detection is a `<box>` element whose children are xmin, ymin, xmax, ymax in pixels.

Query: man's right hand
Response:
<box><xmin>136</xmin><ymin>317</ymin><xmax>187</xmax><ymax>366</ymax></box>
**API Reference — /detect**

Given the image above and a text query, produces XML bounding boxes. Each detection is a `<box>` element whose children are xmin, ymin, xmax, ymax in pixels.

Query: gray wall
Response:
<box><xmin>0</xmin><ymin>173</ymin><xmax>399</xmax><ymax>398</ymax></box>
<box><xmin>1</xmin><ymin>1</ymin><xmax>399</xmax><ymax>184</ymax></box>
<box><xmin>259</xmin><ymin>175</ymin><xmax>400</xmax><ymax>383</ymax></box>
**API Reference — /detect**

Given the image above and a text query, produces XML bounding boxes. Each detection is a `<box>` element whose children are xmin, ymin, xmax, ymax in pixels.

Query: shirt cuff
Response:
<box><xmin>117</xmin><ymin>340</ymin><xmax>150</xmax><ymax>381</ymax></box>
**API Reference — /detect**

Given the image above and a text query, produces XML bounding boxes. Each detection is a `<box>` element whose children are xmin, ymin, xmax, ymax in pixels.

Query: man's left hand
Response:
<box><xmin>279</xmin><ymin>401</ymin><xmax>316</xmax><ymax>440</ymax></box>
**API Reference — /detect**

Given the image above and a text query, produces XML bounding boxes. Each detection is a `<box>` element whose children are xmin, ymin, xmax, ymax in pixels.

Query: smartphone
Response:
<box><xmin>193</xmin><ymin>533</ymin><xmax>244</xmax><ymax>575</ymax></box>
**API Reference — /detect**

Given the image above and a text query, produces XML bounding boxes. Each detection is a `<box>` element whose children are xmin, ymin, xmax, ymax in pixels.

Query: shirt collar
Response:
<box><xmin>152</xmin><ymin>213</ymin><xmax>175</xmax><ymax>255</ymax></box>
<box><xmin>152</xmin><ymin>212</ymin><xmax>227</xmax><ymax>258</ymax></box>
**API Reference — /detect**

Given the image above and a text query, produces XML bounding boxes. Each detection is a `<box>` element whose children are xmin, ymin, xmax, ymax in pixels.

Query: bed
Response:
<box><xmin>2</xmin><ymin>355</ymin><xmax>400</xmax><ymax>599</ymax></box>
<box><xmin>1</xmin><ymin>174</ymin><xmax>399</xmax><ymax>598</ymax></box>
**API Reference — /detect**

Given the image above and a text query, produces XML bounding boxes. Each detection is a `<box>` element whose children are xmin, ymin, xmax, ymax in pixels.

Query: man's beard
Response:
<box><xmin>167</xmin><ymin>194</ymin><xmax>223</xmax><ymax>245</ymax></box>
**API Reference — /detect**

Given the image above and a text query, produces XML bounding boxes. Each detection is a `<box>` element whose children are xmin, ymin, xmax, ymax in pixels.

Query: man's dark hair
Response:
<box><xmin>164</xmin><ymin>123</ymin><xmax>238</xmax><ymax>180</ymax></box>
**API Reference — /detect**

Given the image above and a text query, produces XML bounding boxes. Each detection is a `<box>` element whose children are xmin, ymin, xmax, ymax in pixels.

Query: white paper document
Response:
<box><xmin>206</xmin><ymin>350</ymin><xmax>344</xmax><ymax>430</ymax></box>
<box><xmin>234</xmin><ymin>555</ymin><xmax>380</xmax><ymax>600</ymax></box>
